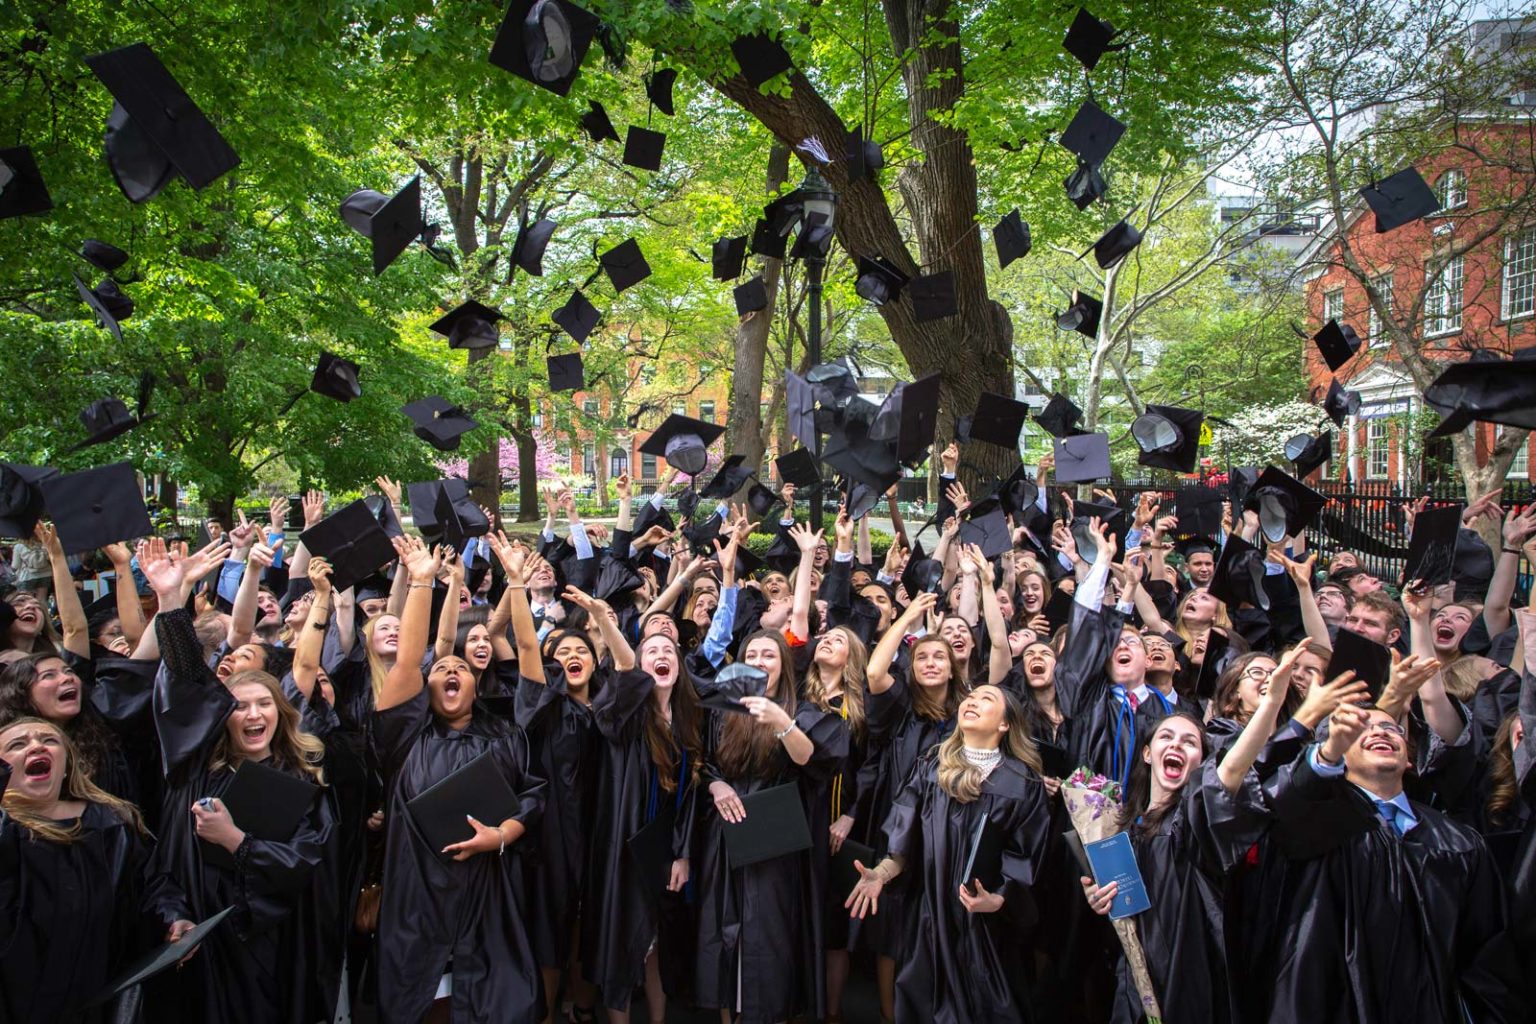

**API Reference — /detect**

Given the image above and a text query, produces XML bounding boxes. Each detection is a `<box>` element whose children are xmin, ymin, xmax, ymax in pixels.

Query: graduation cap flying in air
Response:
<box><xmin>489</xmin><ymin>0</ymin><xmax>601</xmax><ymax>96</ymax></box>
<box><xmin>340</xmin><ymin>177</ymin><xmax>446</xmax><ymax>275</ymax></box>
<box><xmin>73</xmin><ymin>371</ymin><xmax>156</xmax><ymax>451</ymax></box>
<box><xmin>0</xmin><ymin>146</ymin><xmax>53</xmax><ymax>219</ymax></box>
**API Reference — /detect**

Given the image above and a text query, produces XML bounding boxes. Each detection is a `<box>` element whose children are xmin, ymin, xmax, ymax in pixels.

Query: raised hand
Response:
<box><xmin>307</xmin><ymin>556</ymin><xmax>334</xmax><ymax>595</ymax></box>
<box><xmin>393</xmin><ymin>534</ymin><xmax>440</xmax><ymax>583</ymax></box>
<box><xmin>1377</xmin><ymin>652</ymin><xmax>1439</xmax><ymax>719</ymax></box>
<box><xmin>1281</xmin><ymin>551</ymin><xmax>1317</xmax><ymax>591</ymax></box>
<box><xmin>945</xmin><ymin>480</ymin><xmax>970</xmax><ymax>516</ymax></box>
<box><xmin>940</xmin><ymin>442</ymin><xmax>959</xmax><ymax>476</ymax></box>
<box><xmin>789</xmin><ymin>522</ymin><xmax>822</xmax><ymax>554</ymax></box>
<box><xmin>374</xmin><ymin>476</ymin><xmax>402</xmax><ymax>507</ymax></box>
<box><xmin>834</xmin><ymin>504</ymin><xmax>854</xmax><ymax>549</ymax></box>
<box><xmin>33</xmin><ymin>521</ymin><xmax>64</xmax><ymax>560</ymax></box>
<box><xmin>614</xmin><ymin>472</ymin><xmax>631</xmax><ymax>501</ymax></box>
<box><xmin>140</xmin><ymin>538</ymin><xmax>186</xmax><ymax>599</ymax></box>
<box><xmin>1319</xmin><ymin>703</ymin><xmax>1370</xmax><ymax>764</ymax></box>
<box><xmin>1293</xmin><ymin>669</ymin><xmax>1367</xmax><ymax>730</ymax></box>
<box><xmin>268</xmin><ymin>496</ymin><xmax>288</xmax><ymax>534</ymax></box>
<box><xmin>228</xmin><ymin>509</ymin><xmax>256</xmax><ymax>551</ymax></box>
<box><xmin>302</xmin><ymin>489</ymin><xmax>326</xmax><ymax>528</ymax></box>
<box><xmin>102</xmin><ymin>541</ymin><xmax>133</xmax><ymax>567</ymax></box>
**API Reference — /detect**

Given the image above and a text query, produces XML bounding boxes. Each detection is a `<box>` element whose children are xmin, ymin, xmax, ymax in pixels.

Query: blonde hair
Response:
<box><xmin>934</xmin><ymin>688</ymin><xmax>1041</xmax><ymax>802</ymax></box>
<box><xmin>0</xmin><ymin>717</ymin><xmax>145</xmax><ymax>843</ymax></box>
<box><xmin>1174</xmin><ymin>588</ymin><xmax>1232</xmax><ymax>648</ymax></box>
<box><xmin>361</xmin><ymin>615</ymin><xmax>395</xmax><ymax>704</ymax></box>
<box><xmin>804</xmin><ymin>626</ymin><xmax>868</xmax><ymax>742</ymax></box>
<box><xmin>211</xmin><ymin>671</ymin><xmax>326</xmax><ymax>785</ymax></box>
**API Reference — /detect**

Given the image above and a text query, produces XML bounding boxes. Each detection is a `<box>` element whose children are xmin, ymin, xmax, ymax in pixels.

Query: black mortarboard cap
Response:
<box><xmin>1423</xmin><ymin>350</ymin><xmax>1536</xmax><ymax>437</ymax></box>
<box><xmin>745</xmin><ymin>483</ymin><xmax>779</xmax><ymax>518</ymax></box>
<box><xmin>901</xmin><ymin>549</ymin><xmax>944</xmax><ymax>597</ymax></box>
<box><xmin>645</xmin><ymin>68</ymin><xmax>678</xmax><ymax>115</ymax></box>
<box><xmin>854</xmin><ymin>255</ymin><xmax>910</xmax><ymax>306</ymax></box>
<box><xmin>0</xmin><ymin>463</ymin><xmax>57</xmax><ymax>540</ymax></box>
<box><xmin>546</xmin><ymin>352</ymin><xmax>584</xmax><ymax>392</ymax></box>
<box><xmin>775</xmin><ymin>447</ymin><xmax>822</xmax><ymax>489</ymax></box>
<box><xmin>0</xmin><ymin>146</ymin><xmax>53</xmax><ymax>219</ymax></box>
<box><xmin>821</xmin><ymin>426</ymin><xmax>902</xmax><ymax>493</ymax></box>
<box><xmin>959</xmin><ymin>497</ymin><xmax>1012</xmax><ymax>559</ymax></box>
<box><xmin>434</xmin><ymin>485</ymin><xmax>490</xmax><ymax>551</ymax></box>
<box><xmin>909</xmin><ymin>271</ymin><xmax>957</xmax><ymax>322</ymax></box>
<box><xmin>80</xmin><ymin>239</ymin><xmax>129</xmax><ymax>273</ymax></box>
<box><xmin>430</xmin><ymin>300</ymin><xmax>503</xmax><ymax>351</ymax></box>
<box><xmin>996</xmin><ymin>464</ymin><xmax>1039</xmax><ymax>518</ymax></box>
<box><xmin>511</xmin><ymin>218</ymin><xmax>556</xmax><ymax>276</ymax></box>
<box><xmin>346</xmin><ymin>176</ymin><xmax>425</xmax><ymax>276</ymax></box>
<box><xmin>86</xmin><ymin>43</ymin><xmax>240</xmax><ymax>202</ymax></box>
<box><xmin>1323</xmin><ymin>379</ymin><xmax>1360</xmax><ymax>427</ymax></box>
<box><xmin>700</xmin><ymin>455</ymin><xmax>752</xmax><ymax>500</ymax></box>
<box><xmin>677</xmin><ymin>486</ymin><xmax>702</xmax><ymax>522</ymax></box>
<box><xmin>581</xmin><ymin>100</ymin><xmax>620</xmax><ymax>142</ymax></box>
<box><xmin>93</xmin><ymin>908</ymin><xmax>234</xmax><ymax>1001</ymax></box>
<box><xmin>994</xmin><ymin>209</ymin><xmax>1031</xmax><ymax>269</ymax></box>
<box><xmin>845</xmin><ymin>479</ymin><xmax>885</xmax><ymax>521</ymax></box>
<box><xmin>77</xmin><ymin>398</ymin><xmax>140</xmax><ymax>448</ymax></box>
<box><xmin>732</xmin><ymin>33</ymin><xmax>793</xmax><ymax>87</ymax></box>
<box><xmin>489</xmin><ymin>0</ymin><xmax>601</xmax><ymax>96</ymax></box>
<box><xmin>1209</xmin><ymin>534</ymin><xmax>1270</xmax><ymax>612</ymax></box>
<box><xmin>39</xmin><ymin>462</ymin><xmax>153</xmax><ymax>556</ymax></box>
<box><xmin>1325</xmin><ymin>627</ymin><xmax>1393</xmax><ymax>702</ymax></box>
<box><xmin>1228</xmin><ymin>465</ymin><xmax>1260</xmax><ymax>508</ymax></box>
<box><xmin>788</xmin><ymin>213</ymin><xmax>833</xmax><ymax>260</ymax></box>
<box><xmin>1056</xmin><ymin>290</ymin><xmax>1102</xmax><ymax>337</ymax></box>
<box><xmin>1063</xmin><ymin>7</ymin><xmax>1126</xmax><ymax>70</ymax></box>
<box><xmin>713</xmin><ymin>235</ymin><xmax>748</xmax><ymax>280</ymax></box>
<box><xmin>640</xmin><ymin>414</ymin><xmax>725</xmax><ymax>476</ymax></box>
<box><xmin>1034</xmin><ymin>393</ymin><xmax>1083</xmax><ymax>438</ymax></box>
<box><xmin>311</xmin><ymin>352</ymin><xmax>361</xmax><ymax>402</ymax></box>
<box><xmin>699</xmin><ymin>662</ymin><xmax>767</xmax><ymax>715</ymax></box>
<box><xmin>750</xmin><ymin>217</ymin><xmax>789</xmax><ymax>259</ymax></box>
<box><xmin>599</xmin><ymin>237</ymin><xmax>652</xmax><ymax>293</ymax></box>
<box><xmin>407</xmin><ymin>477</ymin><xmax>470</xmax><ymax>539</ymax></box>
<box><xmin>1066</xmin><ymin>158</ymin><xmax>1109</xmax><ymax>210</ymax></box>
<box><xmin>1090</xmin><ymin>219</ymin><xmax>1141</xmax><ymax>270</ymax></box>
<box><xmin>74</xmin><ymin>274</ymin><xmax>134</xmax><ymax>342</ymax></box>
<box><xmin>1403</xmin><ymin>504</ymin><xmax>1460</xmax><ymax>588</ymax></box>
<box><xmin>888</xmin><ymin>373</ymin><xmax>942</xmax><ymax>464</ymax></box>
<box><xmin>1313</xmin><ymin>319</ymin><xmax>1362</xmax><ymax>372</ymax></box>
<box><xmin>1284</xmin><ymin>430</ymin><xmax>1331</xmax><ymax>479</ymax></box>
<box><xmin>1173</xmin><ymin>485</ymin><xmax>1224</xmax><ymax>541</ymax></box>
<box><xmin>1070</xmin><ymin>499</ymin><xmax>1125</xmax><ymax>560</ymax></box>
<box><xmin>847</xmin><ymin>126</ymin><xmax>883</xmax><ymax>182</ymax></box>
<box><xmin>402</xmin><ymin>396</ymin><xmax>478</xmax><ymax>452</ymax></box>
<box><xmin>1132</xmin><ymin>404</ymin><xmax>1203</xmax><ymax>473</ymax></box>
<box><xmin>1245</xmin><ymin>466</ymin><xmax>1325</xmax><ymax>543</ymax></box>
<box><xmin>553</xmin><ymin>289</ymin><xmax>600</xmax><ymax>342</ymax></box>
<box><xmin>785</xmin><ymin>371</ymin><xmax>818</xmax><ymax>453</ymax></box>
<box><xmin>1052</xmin><ymin>432</ymin><xmax>1111</xmax><ymax>483</ymax></box>
<box><xmin>965</xmin><ymin>392</ymin><xmax>1030</xmax><ymax>449</ymax></box>
<box><xmin>299</xmin><ymin>499</ymin><xmax>396</xmax><ymax>594</ymax></box>
<box><xmin>363</xmin><ymin>493</ymin><xmax>404</xmax><ymax>540</ymax></box>
<box><xmin>1060</xmin><ymin>100</ymin><xmax>1125</xmax><ymax>166</ymax></box>
<box><xmin>622</xmin><ymin>126</ymin><xmax>666</xmax><ymax>171</ymax></box>
<box><xmin>734</xmin><ymin>276</ymin><xmax>769</xmax><ymax>315</ymax></box>
<box><xmin>631</xmin><ymin>499</ymin><xmax>675</xmax><ymax>539</ymax></box>
<box><xmin>1360</xmin><ymin>167</ymin><xmax>1440</xmax><ymax>233</ymax></box>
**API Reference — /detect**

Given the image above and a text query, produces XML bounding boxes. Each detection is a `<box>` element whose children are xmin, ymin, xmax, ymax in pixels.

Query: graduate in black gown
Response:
<box><xmin>371</xmin><ymin>535</ymin><xmax>546</xmax><ymax>1024</ymax></box>
<box><xmin>846</xmin><ymin>684</ymin><xmax>1052</xmax><ymax>1023</ymax></box>
<box><xmin>0</xmin><ymin>652</ymin><xmax>138</xmax><ymax>807</ymax></box>
<box><xmin>140</xmin><ymin>568</ymin><xmax>339</xmax><ymax>1024</ymax></box>
<box><xmin>0</xmin><ymin>717</ymin><xmax>192</xmax><ymax>1024</ymax></box>
<box><xmin>693</xmin><ymin>628</ymin><xmax>847</xmax><ymax>1024</ymax></box>
<box><xmin>1259</xmin><ymin>699</ymin><xmax>1526</xmax><ymax>1022</ymax></box>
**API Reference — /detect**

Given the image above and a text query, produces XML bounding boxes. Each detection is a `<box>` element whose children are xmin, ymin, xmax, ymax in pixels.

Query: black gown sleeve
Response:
<box><xmin>592</xmin><ymin>667</ymin><xmax>655</xmax><ymax>741</ymax></box>
<box><xmin>1052</xmin><ymin>600</ymin><xmax>1120</xmax><ymax>719</ymax></box>
<box><xmin>152</xmin><ymin>608</ymin><xmax>236</xmax><ymax>777</ymax></box>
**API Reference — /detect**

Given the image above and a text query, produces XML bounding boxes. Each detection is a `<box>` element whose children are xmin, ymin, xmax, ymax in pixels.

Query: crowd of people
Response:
<box><xmin>1</xmin><ymin>441</ymin><xmax>1532</xmax><ymax>1024</ymax></box>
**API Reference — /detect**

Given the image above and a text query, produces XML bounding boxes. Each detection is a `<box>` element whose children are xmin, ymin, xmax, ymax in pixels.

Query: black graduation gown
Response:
<box><xmin>1256</xmin><ymin>751</ymin><xmax>1526</xmax><ymax>1023</ymax></box>
<box><xmin>57</xmin><ymin>651</ymin><xmax>143</xmax><ymax>814</ymax></box>
<box><xmin>583</xmin><ymin>666</ymin><xmax>698</xmax><ymax>1013</ymax></box>
<box><xmin>1051</xmin><ymin>600</ymin><xmax>1139</xmax><ymax>785</ymax></box>
<box><xmin>0</xmin><ymin>800</ymin><xmax>183</xmax><ymax>1024</ymax></box>
<box><xmin>514</xmin><ymin>664</ymin><xmax>599</xmax><ymax>971</ymax></box>
<box><xmin>813</xmin><ymin>696</ymin><xmax>866</xmax><ymax>953</ymax></box>
<box><xmin>692</xmin><ymin>702</ymin><xmax>846</xmax><ymax>1024</ymax></box>
<box><xmin>1107</xmin><ymin>761</ymin><xmax>1268</xmax><ymax>1024</ymax></box>
<box><xmin>863</xmin><ymin>666</ymin><xmax>953</xmax><ymax>960</ymax></box>
<box><xmin>882</xmin><ymin>754</ymin><xmax>1052</xmax><ymax>1024</ymax></box>
<box><xmin>145</xmin><ymin>611</ymin><xmax>339</xmax><ymax>1024</ymax></box>
<box><xmin>373</xmin><ymin>691</ymin><xmax>546</xmax><ymax>1024</ymax></box>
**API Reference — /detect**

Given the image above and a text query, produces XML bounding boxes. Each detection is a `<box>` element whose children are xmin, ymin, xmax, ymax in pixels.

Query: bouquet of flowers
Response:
<box><xmin>1061</xmin><ymin>767</ymin><xmax>1162</xmax><ymax>1023</ymax></box>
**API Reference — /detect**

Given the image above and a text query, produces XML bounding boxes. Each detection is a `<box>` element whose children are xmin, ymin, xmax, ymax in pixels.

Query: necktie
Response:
<box><xmin>1373</xmin><ymin>798</ymin><xmax>1407</xmax><ymax>836</ymax></box>
<box><xmin>1127</xmin><ymin>690</ymin><xmax>1140</xmax><ymax>711</ymax></box>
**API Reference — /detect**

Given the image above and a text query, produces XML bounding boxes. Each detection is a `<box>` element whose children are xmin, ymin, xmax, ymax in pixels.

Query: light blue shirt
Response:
<box><xmin>1308</xmin><ymin>745</ymin><xmax>1418</xmax><ymax>834</ymax></box>
<box><xmin>700</xmin><ymin>586</ymin><xmax>739</xmax><ymax>668</ymax></box>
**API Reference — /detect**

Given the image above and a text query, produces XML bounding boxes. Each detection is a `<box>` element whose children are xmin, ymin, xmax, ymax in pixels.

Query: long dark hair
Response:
<box><xmin>641</xmin><ymin>635</ymin><xmax>702</xmax><ymax>794</ymax></box>
<box><xmin>1486</xmin><ymin>711</ymin><xmax>1521</xmax><ymax>829</ymax></box>
<box><xmin>908</xmin><ymin>635</ymin><xmax>967</xmax><ymax>723</ymax></box>
<box><xmin>718</xmin><ymin>630</ymin><xmax>798</xmax><ymax>779</ymax></box>
<box><xmin>0</xmin><ymin>654</ymin><xmax>117</xmax><ymax>784</ymax></box>
<box><xmin>1119</xmin><ymin>710</ymin><xmax>1206</xmax><ymax>838</ymax></box>
<box><xmin>453</xmin><ymin>606</ymin><xmax>494</xmax><ymax>688</ymax></box>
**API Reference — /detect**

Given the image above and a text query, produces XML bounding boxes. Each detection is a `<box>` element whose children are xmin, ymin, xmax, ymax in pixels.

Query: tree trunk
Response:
<box><xmin>727</xmin><ymin>145</ymin><xmax>791</xmax><ymax>495</ymax></box>
<box><xmin>205</xmin><ymin>494</ymin><xmax>234</xmax><ymax>529</ymax></box>
<box><xmin>158</xmin><ymin>476</ymin><xmax>178</xmax><ymax>525</ymax></box>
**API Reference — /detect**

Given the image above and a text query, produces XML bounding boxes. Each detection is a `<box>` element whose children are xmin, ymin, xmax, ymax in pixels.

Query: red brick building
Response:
<box><xmin>1300</xmin><ymin>123</ymin><xmax>1536</xmax><ymax>486</ymax></box>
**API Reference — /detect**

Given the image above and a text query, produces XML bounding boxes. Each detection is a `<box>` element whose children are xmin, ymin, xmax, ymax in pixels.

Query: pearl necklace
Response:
<box><xmin>963</xmin><ymin>745</ymin><xmax>1003</xmax><ymax>780</ymax></box>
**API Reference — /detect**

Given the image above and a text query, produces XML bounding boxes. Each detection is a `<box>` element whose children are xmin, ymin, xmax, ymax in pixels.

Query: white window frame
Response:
<box><xmin>1367</xmin><ymin>274</ymin><xmax>1394</xmax><ymax>348</ymax></box>
<box><xmin>1424</xmin><ymin>255</ymin><xmax>1464</xmax><ymax>337</ymax></box>
<box><xmin>1436</xmin><ymin>169</ymin><xmax>1467</xmax><ymax>211</ymax></box>
<box><xmin>1366</xmin><ymin>419</ymin><xmax>1389</xmax><ymax>479</ymax></box>
<box><xmin>1323</xmin><ymin>288</ymin><xmax>1344</xmax><ymax>325</ymax></box>
<box><xmin>1502</xmin><ymin>428</ymin><xmax>1531</xmax><ymax>479</ymax></box>
<box><xmin>1503</xmin><ymin>228</ymin><xmax>1536</xmax><ymax>321</ymax></box>
<box><xmin>582</xmin><ymin>444</ymin><xmax>596</xmax><ymax>476</ymax></box>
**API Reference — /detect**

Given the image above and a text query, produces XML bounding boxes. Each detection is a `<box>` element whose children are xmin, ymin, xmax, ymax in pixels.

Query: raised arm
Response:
<box><xmin>857</xmin><ymin>516</ymin><xmax>872</xmax><ymax>565</ymax></box>
<box><xmin>869</xmin><ymin>592</ymin><xmax>935</xmax><ymax>694</ymax></box>
<box><xmin>614</xmin><ymin>472</ymin><xmax>634</xmax><ymax>533</ymax></box>
<box><xmin>967</xmin><ymin>544</ymin><xmax>1012</xmax><ymax>685</ymax></box>
<box><xmin>102</xmin><ymin>542</ymin><xmax>146</xmax><ymax>649</ymax></box>
<box><xmin>36</xmin><ymin>523</ymin><xmax>88</xmax><ymax>658</ymax></box>
<box><xmin>491</xmin><ymin>533</ymin><xmax>544</xmax><ymax>681</ymax></box>
<box><xmin>565</xmin><ymin>585</ymin><xmax>635</xmax><ymax>671</ymax></box>
<box><xmin>1282</xmin><ymin>552</ymin><xmax>1331</xmax><ymax>646</ymax></box>
<box><xmin>787</xmin><ymin>523</ymin><xmax>821</xmax><ymax>641</ymax></box>
<box><xmin>1219</xmin><ymin>646</ymin><xmax>1306</xmax><ymax>793</ymax></box>
<box><xmin>433</xmin><ymin>549</ymin><xmax>466</xmax><ymax>661</ymax></box>
<box><xmin>377</xmin><ymin>535</ymin><xmax>440</xmax><ymax>712</ymax></box>
<box><xmin>886</xmin><ymin>486</ymin><xmax>908</xmax><ymax>547</ymax></box>
<box><xmin>956</xmin><ymin>551</ymin><xmax>981</xmax><ymax>627</ymax></box>
<box><xmin>1402</xmin><ymin>584</ymin><xmax>1468</xmax><ymax>743</ymax></box>
<box><xmin>288</xmin><ymin>490</ymin><xmax>325</xmax><ymax>582</ymax></box>
<box><xmin>291</xmin><ymin>557</ymin><xmax>333</xmax><ymax>703</ymax></box>
<box><xmin>1485</xmin><ymin>505</ymin><xmax>1536</xmax><ymax>637</ymax></box>
<box><xmin>226</xmin><ymin>539</ymin><xmax>277</xmax><ymax>649</ymax></box>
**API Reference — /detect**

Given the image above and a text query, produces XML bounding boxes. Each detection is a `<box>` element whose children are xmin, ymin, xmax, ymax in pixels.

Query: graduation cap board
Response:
<box><xmin>581</xmin><ymin>100</ymin><xmax>620</xmax><ymax>142</ymax></box>
<box><xmin>732</xmin><ymin>33</ymin><xmax>794</xmax><ymax>87</ymax></box>
<box><xmin>0</xmin><ymin>146</ymin><xmax>53</xmax><ymax>219</ymax></box>
<box><xmin>994</xmin><ymin>210</ymin><xmax>1031</xmax><ymax>269</ymax></box>
<box><xmin>1133</xmin><ymin>405</ymin><xmax>1204</xmax><ymax>473</ymax></box>
<box><xmin>85</xmin><ymin>43</ymin><xmax>241</xmax><ymax>203</ymax></box>
<box><xmin>1070</xmin><ymin>499</ymin><xmax>1125</xmax><ymax>560</ymax></box>
<box><xmin>1360</xmin><ymin>167</ymin><xmax>1440</xmax><ymax>234</ymax></box>
<box><xmin>299</xmin><ymin>499</ymin><xmax>396</xmax><ymax>594</ymax></box>
<box><xmin>640</xmin><ymin>414</ymin><xmax>725</xmax><ymax>476</ymax></box>
<box><xmin>1063</xmin><ymin>6</ymin><xmax>1127</xmax><ymax>70</ymax></box>
<box><xmin>340</xmin><ymin>177</ymin><xmax>428</xmax><ymax>276</ymax></box>
<box><xmin>712</xmin><ymin>235</ymin><xmax>748</xmax><ymax>281</ymax></box>
<box><xmin>547</xmin><ymin>352</ymin><xmax>584</xmax><ymax>392</ymax></box>
<box><xmin>1089</xmin><ymin>219</ymin><xmax>1141</xmax><ymax>270</ymax></box>
<box><xmin>854</xmin><ymin>255</ymin><xmax>909</xmax><ymax>306</ymax></box>
<box><xmin>0</xmin><ymin>463</ymin><xmax>58</xmax><ymax>539</ymax></box>
<box><xmin>408</xmin><ymin>477</ymin><xmax>478</xmax><ymax>538</ymax></box>
<box><xmin>1326</xmin><ymin>627</ymin><xmax>1393</xmax><ymax>702</ymax></box>
<box><xmin>700</xmin><ymin>455</ymin><xmax>752</xmax><ymax>500</ymax></box>
<box><xmin>74</xmin><ymin>275</ymin><xmax>133</xmax><ymax>342</ymax></box>
<box><xmin>1066</xmin><ymin>158</ymin><xmax>1108</xmax><ymax>210</ymax></box>
<box><xmin>402</xmin><ymin>397</ymin><xmax>477</xmax><ymax>452</ymax></box>
<box><xmin>430</xmin><ymin>301</ymin><xmax>503</xmax><ymax>351</ymax></box>
<box><xmin>81</xmin><ymin>239</ymin><xmax>130</xmax><ymax>272</ymax></box>
<box><xmin>622</xmin><ymin>126</ymin><xmax>665</xmax><ymax>171</ymax></box>
<box><xmin>784</xmin><ymin>371</ymin><xmax>818</xmax><ymax>453</ymax></box>
<box><xmin>963</xmin><ymin>392</ymin><xmax>1030</xmax><ymax>449</ymax></box>
<box><xmin>311</xmin><ymin>352</ymin><xmax>361</xmax><ymax>402</ymax></box>
<box><xmin>645</xmin><ymin>68</ymin><xmax>678</xmax><ymax>115</ymax></box>
<box><xmin>489</xmin><ymin>0</ymin><xmax>601</xmax><ymax>96</ymax></box>
<box><xmin>846</xmin><ymin>125</ymin><xmax>883</xmax><ymax>182</ymax></box>
<box><xmin>511</xmin><ymin>218</ymin><xmax>557</xmax><ymax>276</ymax></box>
<box><xmin>722</xmin><ymin>782</ymin><xmax>812</xmax><ymax>867</ymax></box>
<box><xmin>959</xmin><ymin>812</ymin><xmax>1005</xmax><ymax>891</ymax></box>
<box><xmin>1052</xmin><ymin>432</ymin><xmax>1111</xmax><ymax>483</ymax></box>
<box><xmin>91</xmin><ymin>908</ymin><xmax>234</xmax><ymax>1004</ymax></box>
<box><xmin>734</xmin><ymin>276</ymin><xmax>768</xmax><ymax>315</ymax></box>
<box><xmin>698</xmin><ymin>662</ymin><xmax>767</xmax><ymax>715</ymax></box>
<box><xmin>1423</xmin><ymin>350</ymin><xmax>1536</xmax><ymax>437</ymax></box>
<box><xmin>909</xmin><ymin>271</ymin><xmax>957</xmax><ymax>322</ymax></box>
<box><xmin>1314</xmin><ymin>319</ymin><xmax>1363</xmax><ymax>373</ymax></box>
<box><xmin>959</xmin><ymin>497</ymin><xmax>1013</xmax><ymax>559</ymax></box>
<box><xmin>599</xmin><ymin>238</ymin><xmax>652</xmax><ymax>293</ymax></box>
<box><xmin>1060</xmin><ymin>100</ymin><xmax>1125</xmax><ymax>166</ymax></box>
<box><xmin>39</xmin><ymin>462</ymin><xmax>154</xmax><ymax>556</ymax></box>
<box><xmin>1056</xmin><ymin>290</ymin><xmax>1102</xmax><ymax>338</ymax></box>
<box><xmin>405</xmin><ymin>751</ymin><xmax>521</xmax><ymax>855</ymax></box>
<box><xmin>1402</xmin><ymin>504</ymin><xmax>1461</xmax><ymax>588</ymax></box>
<box><xmin>1209</xmin><ymin>534</ymin><xmax>1269</xmax><ymax>612</ymax></box>
<box><xmin>1323</xmin><ymin>380</ymin><xmax>1360</xmax><ymax>427</ymax></box>
<box><xmin>553</xmin><ymin>289</ymin><xmax>600</xmax><ymax>342</ymax></box>
<box><xmin>1284</xmin><ymin>431</ymin><xmax>1332</xmax><ymax>479</ymax></box>
<box><xmin>1246</xmin><ymin>467</ymin><xmax>1326</xmax><ymax>543</ymax></box>
<box><xmin>774</xmin><ymin>447</ymin><xmax>822</xmax><ymax>490</ymax></box>
<box><xmin>1035</xmin><ymin>393</ymin><xmax>1083</xmax><ymax>439</ymax></box>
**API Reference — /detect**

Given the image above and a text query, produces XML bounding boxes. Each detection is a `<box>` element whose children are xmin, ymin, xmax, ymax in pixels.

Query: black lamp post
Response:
<box><xmin>799</xmin><ymin>164</ymin><xmax>838</xmax><ymax>532</ymax></box>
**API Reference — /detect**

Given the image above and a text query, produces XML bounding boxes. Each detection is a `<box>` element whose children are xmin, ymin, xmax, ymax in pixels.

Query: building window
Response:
<box><xmin>1367</xmin><ymin>274</ymin><xmax>1394</xmax><ymax>347</ymax></box>
<box><xmin>1436</xmin><ymin>169</ymin><xmax>1467</xmax><ymax>210</ymax></box>
<box><xmin>1366</xmin><ymin>419</ymin><xmax>1389</xmax><ymax>479</ymax></box>
<box><xmin>699</xmin><ymin>400</ymin><xmax>716</xmax><ymax>424</ymax></box>
<box><xmin>1503</xmin><ymin>228</ymin><xmax>1536</xmax><ymax>320</ymax></box>
<box><xmin>672</xmin><ymin>402</ymin><xmax>686</xmax><ymax>417</ymax></box>
<box><xmin>610</xmin><ymin>448</ymin><xmax>629</xmax><ymax>479</ymax></box>
<box><xmin>1322</xmin><ymin>288</ymin><xmax>1344</xmax><ymax>325</ymax></box>
<box><xmin>641</xmin><ymin>452</ymin><xmax>658</xmax><ymax>479</ymax></box>
<box><xmin>1424</xmin><ymin>256</ymin><xmax>1464</xmax><ymax>337</ymax></box>
<box><xmin>1502</xmin><ymin>428</ymin><xmax>1531</xmax><ymax>479</ymax></box>
<box><xmin>583</xmin><ymin>398</ymin><xmax>599</xmax><ymax>417</ymax></box>
<box><xmin>582</xmin><ymin>444</ymin><xmax>596</xmax><ymax>476</ymax></box>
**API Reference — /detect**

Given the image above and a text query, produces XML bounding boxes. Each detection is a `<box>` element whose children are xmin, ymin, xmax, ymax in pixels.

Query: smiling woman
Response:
<box><xmin>0</xmin><ymin>652</ymin><xmax>134</xmax><ymax>804</ymax></box>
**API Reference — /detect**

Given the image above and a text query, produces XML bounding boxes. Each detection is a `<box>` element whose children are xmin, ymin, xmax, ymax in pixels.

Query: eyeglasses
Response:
<box><xmin>1364</xmin><ymin>721</ymin><xmax>1407</xmax><ymax>739</ymax></box>
<box><xmin>1115</xmin><ymin>635</ymin><xmax>1144</xmax><ymax>648</ymax></box>
<box><xmin>1240</xmin><ymin>666</ymin><xmax>1274</xmax><ymax>682</ymax></box>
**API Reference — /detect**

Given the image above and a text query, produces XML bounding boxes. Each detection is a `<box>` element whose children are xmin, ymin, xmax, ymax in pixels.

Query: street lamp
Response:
<box><xmin>799</xmin><ymin>164</ymin><xmax>837</xmax><ymax>531</ymax></box>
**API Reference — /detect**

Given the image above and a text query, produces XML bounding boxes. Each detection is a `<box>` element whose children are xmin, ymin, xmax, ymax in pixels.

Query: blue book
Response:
<box><xmin>1084</xmin><ymin>831</ymin><xmax>1151</xmax><ymax>920</ymax></box>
